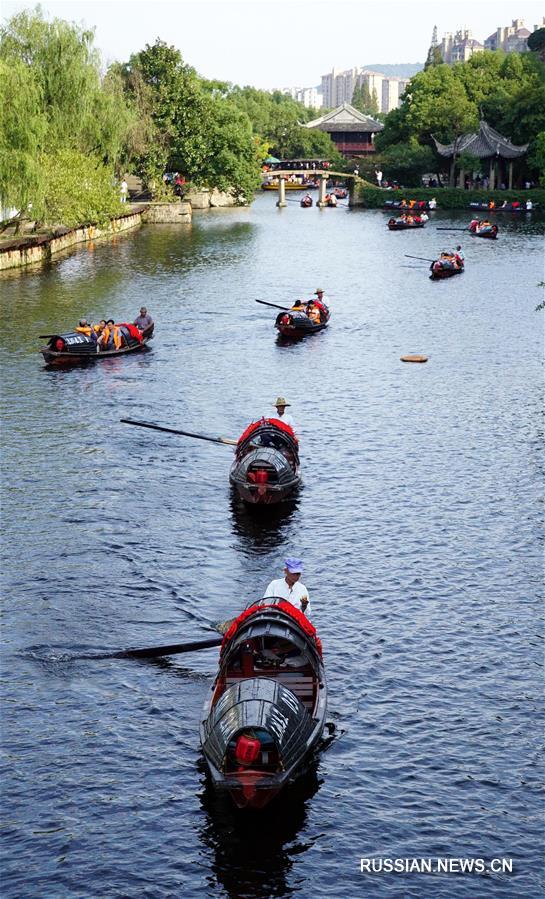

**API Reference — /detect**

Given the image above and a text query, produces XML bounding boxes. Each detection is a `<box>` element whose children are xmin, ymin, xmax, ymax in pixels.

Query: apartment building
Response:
<box><xmin>320</xmin><ymin>68</ymin><xmax>409</xmax><ymax>113</ymax></box>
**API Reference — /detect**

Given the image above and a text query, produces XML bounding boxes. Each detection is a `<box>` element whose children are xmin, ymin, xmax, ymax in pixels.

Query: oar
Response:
<box><xmin>39</xmin><ymin>334</ymin><xmax>57</xmax><ymax>338</ymax></box>
<box><xmin>75</xmin><ymin>636</ymin><xmax>224</xmax><ymax>661</ymax></box>
<box><xmin>436</xmin><ymin>227</ymin><xmax>468</xmax><ymax>231</ymax></box>
<box><xmin>404</xmin><ymin>254</ymin><xmax>435</xmax><ymax>262</ymax></box>
<box><xmin>121</xmin><ymin>418</ymin><xmax>238</xmax><ymax>446</ymax></box>
<box><xmin>255</xmin><ymin>299</ymin><xmax>290</xmax><ymax>311</ymax></box>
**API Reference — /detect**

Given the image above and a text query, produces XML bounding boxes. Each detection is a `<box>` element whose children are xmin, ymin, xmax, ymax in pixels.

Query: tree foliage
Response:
<box><xmin>352</xmin><ymin>83</ymin><xmax>379</xmax><ymax>116</ymax></box>
<box><xmin>0</xmin><ymin>9</ymin><xmax>134</xmax><ymax>224</ymax></box>
<box><xmin>377</xmin><ymin>50</ymin><xmax>545</xmax><ymax>182</ymax></box>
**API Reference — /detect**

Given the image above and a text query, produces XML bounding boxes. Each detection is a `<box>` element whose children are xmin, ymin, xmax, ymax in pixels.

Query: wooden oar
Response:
<box><xmin>75</xmin><ymin>636</ymin><xmax>223</xmax><ymax>661</ymax></box>
<box><xmin>121</xmin><ymin>418</ymin><xmax>238</xmax><ymax>446</ymax></box>
<box><xmin>436</xmin><ymin>227</ymin><xmax>468</xmax><ymax>231</ymax></box>
<box><xmin>255</xmin><ymin>299</ymin><xmax>290</xmax><ymax>311</ymax></box>
<box><xmin>405</xmin><ymin>254</ymin><xmax>435</xmax><ymax>262</ymax></box>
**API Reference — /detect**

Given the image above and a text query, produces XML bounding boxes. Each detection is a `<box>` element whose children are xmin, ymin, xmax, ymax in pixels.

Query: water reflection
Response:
<box><xmin>230</xmin><ymin>492</ymin><xmax>299</xmax><ymax>556</ymax></box>
<box><xmin>198</xmin><ymin>761</ymin><xmax>322</xmax><ymax>899</ymax></box>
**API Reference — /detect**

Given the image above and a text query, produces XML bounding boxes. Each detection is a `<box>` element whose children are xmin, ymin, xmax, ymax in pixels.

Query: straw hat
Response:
<box><xmin>273</xmin><ymin>396</ymin><xmax>290</xmax><ymax>407</ymax></box>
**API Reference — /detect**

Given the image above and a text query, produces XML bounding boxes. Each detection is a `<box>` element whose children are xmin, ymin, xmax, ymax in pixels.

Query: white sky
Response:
<box><xmin>2</xmin><ymin>0</ymin><xmax>544</xmax><ymax>88</ymax></box>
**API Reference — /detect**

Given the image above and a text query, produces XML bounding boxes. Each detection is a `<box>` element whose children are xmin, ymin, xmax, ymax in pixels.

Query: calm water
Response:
<box><xmin>1</xmin><ymin>195</ymin><xmax>543</xmax><ymax>898</ymax></box>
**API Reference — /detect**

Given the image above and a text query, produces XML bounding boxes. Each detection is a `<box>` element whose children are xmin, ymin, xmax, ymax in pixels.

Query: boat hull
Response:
<box><xmin>429</xmin><ymin>266</ymin><xmax>464</xmax><ymax>280</ymax></box>
<box><xmin>200</xmin><ymin>602</ymin><xmax>327</xmax><ymax>809</ymax></box>
<box><xmin>275</xmin><ymin>309</ymin><xmax>330</xmax><ymax>340</ymax></box>
<box><xmin>387</xmin><ymin>221</ymin><xmax>425</xmax><ymax>230</ymax></box>
<box><xmin>40</xmin><ymin>325</ymin><xmax>153</xmax><ymax>366</ymax></box>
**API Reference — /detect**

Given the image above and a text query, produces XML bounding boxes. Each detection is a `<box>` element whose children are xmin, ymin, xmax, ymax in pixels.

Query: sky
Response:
<box><xmin>2</xmin><ymin>0</ymin><xmax>544</xmax><ymax>88</ymax></box>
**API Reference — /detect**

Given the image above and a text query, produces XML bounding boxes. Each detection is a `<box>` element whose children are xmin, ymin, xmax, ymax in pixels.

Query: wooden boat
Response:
<box><xmin>429</xmin><ymin>259</ymin><xmax>464</xmax><ymax>280</ymax></box>
<box><xmin>332</xmin><ymin>188</ymin><xmax>347</xmax><ymax>199</ymax></box>
<box><xmin>387</xmin><ymin>217</ymin><xmax>425</xmax><ymax>230</ymax></box>
<box><xmin>261</xmin><ymin>181</ymin><xmax>309</xmax><ymax>191</ymax></box>
<box><xmin>275</xmin><ymin>306</ymin><xmax>330</xmax><ymax>339</ymax></box>
<box><xmin>229</xmin><ymin>418</ymin><xmax>300</xmax><ymax>505</ymax></box>
<box><xmin>300</xmin><ymin>196</ymin><xmax>313</xmax><ymax>207</ymax></box>
<box><xmin>469</xmin><ymin>222</ymin><xmax>498</xmax><ymax>239</ymax></box>
<box><xmin>469</xmin><ymin>201</ymin><xmax>533</xmax><ymax>213</ymax></box>
<box><xmin>200</xmin><ymin>599</ymin><xmax>327</xmax><ymax>808</ymax></box>
<box><xmin>40</xmin><ymin>324</ymin><xmax>153</xmax><ymax>365</ymax></box>
<box><xmin>384</xmin><ymin>199</ymin><xmax>431</xmax><ymax>211</ymax></box>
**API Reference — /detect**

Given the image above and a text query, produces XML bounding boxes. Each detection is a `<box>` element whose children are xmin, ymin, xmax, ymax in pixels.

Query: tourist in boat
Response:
<box><xmin>306</xmin><ymin>301</ymin><xmax>321</xmax><ymax>324</ymax></box>
<box><xmin>98</xmin><ymin>319</ymin><xmax>124</xmax><ymax>351</ymax></box>
<box><xmin>469</xmin><ymin>218</ymin><xmax>479</xmax><ymax>232</ymax></box>
<box><xmin>526</xmin><ymin>199</ymin><xmax>533</xmax><ymax>210</ymax></box>
<box><xmin>134</xmin><ymin>306</ymin><xmax>153</xmax><ymax>331</ymax></box>
<box><xmin>273</xmin><ymin>396</ymin><xmax>297</xmax><ymax>432</ymax></box>
<box><xmin>420</xmin><ymin>212</ymin><xmax>429</xmax><ymax>222</ymax></box>
<box><xmin>428</xmin><ymin>197</ymin><xmax>437</xmax><ymax>209</ymax></box>
<box><xmin>291</xmin><ymin>299</ymin><xmax>307</xmax><ymax>312</ymax></box>
<box><xmin>75</xmin><ymin>318</ymin><xmax>93</xmax><ymax>335</ymax></box>
<box><xmin>328</xmin><ymin>193</ymin><xmax>337</xmax><ymax>207</ymax></box>
<box><xmin>263</xmin><ymin>558</ymin><xmax>310</xmax><ymax>615</ymax></box>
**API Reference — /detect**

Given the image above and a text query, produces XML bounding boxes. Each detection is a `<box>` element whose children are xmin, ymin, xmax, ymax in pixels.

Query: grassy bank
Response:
<box><xmin>353</xmin><ymin>186</ymin><xmax>545</xmax><ymax>209</ymax></box>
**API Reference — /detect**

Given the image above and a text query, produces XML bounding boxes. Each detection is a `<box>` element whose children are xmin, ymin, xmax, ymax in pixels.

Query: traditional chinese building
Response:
<box><xmin>433</xmin><ymin>120</ymin><xmax>528</xmax><ymax>188</ymax></box>
<box><xmin>303</xmin><ymin>102</ymin><xmax>383</xmax><ymax>157</ymax></box>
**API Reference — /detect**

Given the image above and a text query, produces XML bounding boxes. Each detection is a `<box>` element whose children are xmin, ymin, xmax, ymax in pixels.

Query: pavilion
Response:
<box><xmin>303</xmin><ymin>102</ymin><xmax>384</xmax><ymax>157</ymax></box>
<box><xmin>433</xmin><ymin>120</ymin><xmax>528</xmax><ymax>189</ymax></box>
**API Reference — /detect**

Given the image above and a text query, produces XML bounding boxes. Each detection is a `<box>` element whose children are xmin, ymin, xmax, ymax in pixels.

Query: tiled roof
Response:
<box><xmin>433</xmin><ymin>120</ymin><xmax>528</xmax><ymax>159</ymax></box>
<box><xmin>304</xmin><ymin>102</ymin><xmax>383</xmax><ymax>133</ymax></box>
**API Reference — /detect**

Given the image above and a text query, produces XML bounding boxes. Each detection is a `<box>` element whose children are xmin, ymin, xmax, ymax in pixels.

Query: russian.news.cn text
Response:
<box><xmin>359</xmin><ymin>858</ymin><xmax>513</xmax><ymax>875</ymax></box>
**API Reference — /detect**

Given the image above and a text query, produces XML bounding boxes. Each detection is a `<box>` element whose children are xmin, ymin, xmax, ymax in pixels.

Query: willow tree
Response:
<box><xmin>0</xmin><ymin>9</ymin><xmax>134</xmax><ymax>225</ymax></box>
<box><xmin>0</xmin><ymin>58</ymin><xmax>46</xmax><ymax>222</ymax></box>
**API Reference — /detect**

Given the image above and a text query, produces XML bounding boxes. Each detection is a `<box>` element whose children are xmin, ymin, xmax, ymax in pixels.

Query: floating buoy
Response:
<box><xmin>400</xmin><ymin>354</ymin><xmax>428</xmax><ymax>363</ymax></box>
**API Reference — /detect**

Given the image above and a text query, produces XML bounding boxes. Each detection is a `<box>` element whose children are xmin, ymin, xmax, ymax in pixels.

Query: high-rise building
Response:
<box><xmin>320</xmin><ymin>67</ymin><xmax>409</xmax><ymax>113</ymax></box>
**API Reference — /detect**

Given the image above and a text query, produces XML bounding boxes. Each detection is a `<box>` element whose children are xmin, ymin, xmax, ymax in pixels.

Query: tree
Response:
<box><xmin>121</xmin><ymin>40</ymin><xmax>260</xmax><ymax>201</ymax></box>
<box><xmin>0</xmin><ymin>9</ymin><xmax>135</xmax><ymax>225</ymax></box>
<box><xmin>381</xmin><ymin>142</ymin><xmax>437</xmax><ymax>186</ymax></box>
<box><xmin>39</xmin><ymin>149</ymin><xmax>122</xmax><ymax>227</ymax></box>
<box><xmin>352</xmin><ymin>83</ymin><xmax>379</xmax><ymax>116</ymax></box>
<box><xmin>0</xmin><ymin>58</ymin><xmax>46</xmax><ymax>217</ymax></box>
<box><xmin>527</xmin><ymin>131</ymin><xmax>545</xmax><ymax>186</ymax></box>
<box><xmin>527</xmin><ymin>27</ymin><xmax>545</xmax><ymax>62</ymax></box>
<box><xmin>424</xmin><ymin>45</ymin><xmax>443</xmax><ymax>69</ymax></box>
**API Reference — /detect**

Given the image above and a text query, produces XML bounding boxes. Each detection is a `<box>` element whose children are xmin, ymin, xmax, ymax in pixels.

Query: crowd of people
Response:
<box><xmin>74</xmin><ymin>307</ymin><xmax>153</xmax><ymax>352</ymax></box>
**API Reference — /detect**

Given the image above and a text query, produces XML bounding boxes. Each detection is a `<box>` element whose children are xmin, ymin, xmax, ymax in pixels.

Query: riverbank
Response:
<box><xmin>0</xmin><ymin>201</ymin><xmax>195</xmax><ymax>272</ymax></box>
<box><xmin>351</xmin><ymin>185</ymin><xmax>545</xmax><ymax>209</ymax></box>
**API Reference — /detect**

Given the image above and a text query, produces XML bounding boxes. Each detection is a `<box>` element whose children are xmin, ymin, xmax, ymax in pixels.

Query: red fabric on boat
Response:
<box><xmin>221</xmin><ymin>600</ymin><xmax>322</xmax><ymax>656</ymax></box>
<box><xmin>118</xmin><ymin>323</ymin><xmax>143</xmax><ymax>343</ymax></box>
<box><xmin>237</xmin><ymin>418</ymin><xmax>298</xmax><ymax>446</ymax></box>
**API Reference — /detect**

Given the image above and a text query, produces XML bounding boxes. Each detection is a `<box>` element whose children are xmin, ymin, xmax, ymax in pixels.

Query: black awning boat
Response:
<box><xmin>200</xmin><ymin>600</ymin><xmax>327</xmax><ymax>809</ymax></box>
<box><xmin>229</xmin><ymin>418</ymin><xmax>300</xmax><ymax>505</ymax></box>
<box><xmin>275</xmin><ymin>307</ymin><xmax>330</xmax><ymax>339</ymax></box>
<box><xmin>429</xmin><ymin>259</ymin><xmax>464</xmax><ymax>280</ymax></box>
<box><xmin>40</xmin><ymin>324</ymin><xmax>153</xmax><ymax>365</ymax></box>
<box><xmin>387</xmin><ymin>218</ymin><xmax>425</xmax><ymax>230</ymax></box>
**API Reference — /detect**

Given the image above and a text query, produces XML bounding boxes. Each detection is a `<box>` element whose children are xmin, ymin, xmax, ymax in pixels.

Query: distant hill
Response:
<box><xmin>361</xmin><ymin>63</ymin><xmax>423</xmax><ymax>78</ymax></box>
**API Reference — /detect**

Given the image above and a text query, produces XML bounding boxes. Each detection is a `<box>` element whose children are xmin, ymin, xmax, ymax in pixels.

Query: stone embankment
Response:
<box><xmin>0</xmin><ymin>186</ymin><xmax>242</xmax><ymax>270</ymax></box>
<box><xmin>0</xmin><ymin>208</ymin><xmax>145</xmax><ymax>272</ymax></box>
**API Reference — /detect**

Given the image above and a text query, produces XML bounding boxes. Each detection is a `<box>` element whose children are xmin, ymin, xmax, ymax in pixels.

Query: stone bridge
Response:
<box><xmin>262</xmin><ymin>170</ymin><xmax>361</xmax><ymax>207</ymax></box>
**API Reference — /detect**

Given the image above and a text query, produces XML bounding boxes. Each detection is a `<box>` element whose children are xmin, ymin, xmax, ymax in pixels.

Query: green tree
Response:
<box><xmin>528</xmin><ymin>131</ymin><xmax>545</xmax><ymax>186</ymax></box>
<box><xmin>0</xmin><ymin>9</ymin><xmax>135</xmax><ymax>225</ymax></box>
<box><xmin>0</xmin><ymin>58</ymin><xmax>46</xmax><ymax>219</ymax></box>
<box><xmin>39</xmin><ymin>149</ymin><xmax>123</xmax><ymax>227</ymax></box>
<box><xmin>352</xmin><ymin>83</ymin><xmax>379</xmax><ymax>116</ymax></box>
<box><xmin>527</xmin><ymin>27</ymin><xmax>545</xmax><ymax>62</ymax></box>
<box><xmin>381</xmin><ymin>141</ymin><xmax>437</xmax><ymax>186</ymax></box>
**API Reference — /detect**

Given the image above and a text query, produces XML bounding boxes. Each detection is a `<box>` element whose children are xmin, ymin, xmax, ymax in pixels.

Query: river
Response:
<box><xmin>1</xmin><ymin>193</ymin><xmax>543</xmax><ymax>898</ymax></box>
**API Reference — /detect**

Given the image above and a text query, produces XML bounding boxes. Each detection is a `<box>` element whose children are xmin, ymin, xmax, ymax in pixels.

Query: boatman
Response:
<box><xmin>263</xmin><ymin>559</ymin><xmax>310</xmax><ymax>615</ymax></box>
<box><xmin>134</xmin><ymin>306</ymin><xmax>153</xmax><ymax>331</ymax></box>
<box><xmin>273</xmin><ymin>396</ymin><xmax>297</xmax><ymax>433</ymax></box>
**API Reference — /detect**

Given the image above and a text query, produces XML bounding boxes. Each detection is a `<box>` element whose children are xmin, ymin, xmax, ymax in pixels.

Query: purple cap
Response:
<box><xmin>285</xmin><ymin>558</ymin><xmax>303</xmax><ymax>574</ymax></box>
